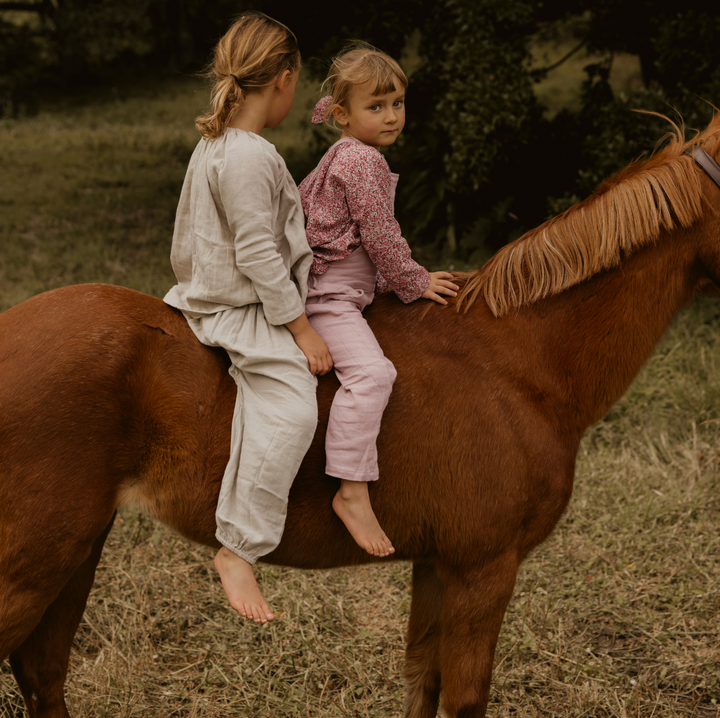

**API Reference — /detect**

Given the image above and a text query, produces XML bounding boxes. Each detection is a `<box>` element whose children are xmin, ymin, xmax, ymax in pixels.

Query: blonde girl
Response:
<box><xmin>299</xmin><ymin>45</ymin><xmax>458</xmax><ymax>557</ymax></box>
<box><xmin>164</xmin><ymin>13</ymin><xmax>332</xmax><ymax>624</ymax></box>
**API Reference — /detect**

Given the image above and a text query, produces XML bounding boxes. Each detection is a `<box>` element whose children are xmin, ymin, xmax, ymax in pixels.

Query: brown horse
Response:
<box><xmin>2</xmin><ymin>113</ymin><xmax>720</xmax><ymax>718</ymax></box>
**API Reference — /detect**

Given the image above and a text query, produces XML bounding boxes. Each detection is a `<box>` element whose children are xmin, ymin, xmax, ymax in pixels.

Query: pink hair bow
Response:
<box><xmin>311</xmin><ymin>95</ymin><xmax>333</xmax><ymax>124</ymax></box>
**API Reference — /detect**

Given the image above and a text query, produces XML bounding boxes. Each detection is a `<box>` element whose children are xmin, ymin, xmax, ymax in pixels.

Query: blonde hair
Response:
<box><xmin>196</xmin><ymin>12</ymin><xmax>300</xmax><ymax>140</ymax></box>
<box><xmin>318</xmin><ymin>43</ymin><xmax>408</xmax><ymax>126</ymax></box>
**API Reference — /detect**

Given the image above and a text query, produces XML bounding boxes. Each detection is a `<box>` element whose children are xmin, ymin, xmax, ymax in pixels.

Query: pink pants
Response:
<box><xmin>306</xmin><ymin>247</ymin><xmax>397</xmax><ymax>482</ymax></box>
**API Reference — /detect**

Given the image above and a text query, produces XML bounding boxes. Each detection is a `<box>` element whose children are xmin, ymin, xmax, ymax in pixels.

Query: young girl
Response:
<box><xmin>164</xmin><ymin>13</ymin><xmax>332</xmax><ymax>624</ymax></box>
<box><xmin>299</xmin><ymin>45</ymin><xmax>458</xmax><ymax>558</ymax></box>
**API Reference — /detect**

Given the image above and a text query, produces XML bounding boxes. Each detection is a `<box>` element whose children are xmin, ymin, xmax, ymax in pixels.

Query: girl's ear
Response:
<box><xmin>333</xmin><ymin>104</ymin><xmax>350</xmax><ymax>127</ymax></box>
<box><xmin>276</xmin><ymin>69</ymin><xmax>292</xmax><ymax>91</ymax></box>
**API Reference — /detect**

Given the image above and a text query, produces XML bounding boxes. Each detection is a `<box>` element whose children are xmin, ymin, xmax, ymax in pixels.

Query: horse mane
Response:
<box><xmin>456</xmin><ymin>113</ymin><xmax>720</xmax><ymax>317</ymax></box>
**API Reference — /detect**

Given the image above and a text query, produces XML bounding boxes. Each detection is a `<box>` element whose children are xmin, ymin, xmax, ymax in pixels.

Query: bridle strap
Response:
<box><xmin>692</xmin><ymin>146</ymin><xmax>720</xmax><ymax>190</ymax></box>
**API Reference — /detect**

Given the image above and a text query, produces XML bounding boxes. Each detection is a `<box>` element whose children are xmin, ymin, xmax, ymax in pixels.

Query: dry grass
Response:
<box><xmin>1</xmin><ymin>75</ymin><xmax>719</xmax><ymax>718</ymax></box>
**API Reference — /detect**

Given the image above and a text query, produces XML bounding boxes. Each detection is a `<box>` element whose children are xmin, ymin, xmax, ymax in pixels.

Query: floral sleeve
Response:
<box><xmin>375</xmin><ymin>271</ymin><xmax>389</xmax><ymax>294</ymax></box>
<box><xmin>333</xmin><ymin>146</ymin><xmax>430</xmax><ymax>303</ymax></box>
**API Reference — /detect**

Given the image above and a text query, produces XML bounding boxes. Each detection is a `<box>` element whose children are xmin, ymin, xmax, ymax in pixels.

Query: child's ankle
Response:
<box><xmin>337</xmin><ymin>478</ymin><xmax>369</xmax><ymax>501</ymax></box>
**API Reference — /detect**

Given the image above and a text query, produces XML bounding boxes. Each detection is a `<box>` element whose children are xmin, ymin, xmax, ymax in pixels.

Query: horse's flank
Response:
<box><xmin>457</xmin><ymin>115</ymin><xmax>720</xmax><ymax>317</ymax></box>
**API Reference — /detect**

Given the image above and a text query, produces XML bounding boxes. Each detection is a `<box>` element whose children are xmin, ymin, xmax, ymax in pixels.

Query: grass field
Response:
<box><xmin>1</xmin><ymin>74</ymin><xmax>719</xmax><ymax>717</ymax></box>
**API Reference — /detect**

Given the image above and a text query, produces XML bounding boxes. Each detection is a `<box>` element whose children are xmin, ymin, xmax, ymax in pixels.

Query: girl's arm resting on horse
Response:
<box><xmin>337</xmin><ymin>146</ymin><xmax>430</xmax><ymax>303</ymax></box>
<box><xmin>336</xmin><ymin>148</ymin><xmax>457</xmax><ymax>306</ymax></box>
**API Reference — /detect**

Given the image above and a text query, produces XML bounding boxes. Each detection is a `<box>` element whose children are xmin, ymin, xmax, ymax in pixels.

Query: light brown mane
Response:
<box><xmin>456</xmin><ymin>114</ymin><xmax>720</xmax><ymax>317</ymax></box>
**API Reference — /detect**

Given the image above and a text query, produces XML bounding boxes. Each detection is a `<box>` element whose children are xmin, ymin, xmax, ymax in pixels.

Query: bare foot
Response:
<box><xmin>332</xmin><ymin>480</ymin><xmax>395</xmax><ymax>557</ymax></box>
<box><xmin>213</xmin><ymin>547</ymin><xmax>275</xmax><ymax>623</ymax></box>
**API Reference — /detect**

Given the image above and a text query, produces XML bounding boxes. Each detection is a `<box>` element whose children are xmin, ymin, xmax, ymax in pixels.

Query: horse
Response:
<box><xmin>1</xmin><ymin>113</ymin><xmax>720</xmax><ymax>718</ymax></box>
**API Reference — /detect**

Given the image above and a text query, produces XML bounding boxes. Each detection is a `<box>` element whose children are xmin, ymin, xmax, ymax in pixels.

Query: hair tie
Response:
<box><xmin>230</xmin><ymin>74</ymin><xmax>244</xmax><ymax>90</ymax></box>
<box><xmin>311</xmin><ymin>95</ymin><xmax>333</xmax><ymax>124</ymax></box>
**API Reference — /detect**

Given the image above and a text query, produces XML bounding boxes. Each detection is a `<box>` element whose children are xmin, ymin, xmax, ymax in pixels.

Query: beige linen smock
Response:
<box><xmin>164</xmin><ymin>129</ymin><xmax>318</xmax><ymax>564</ymax></box>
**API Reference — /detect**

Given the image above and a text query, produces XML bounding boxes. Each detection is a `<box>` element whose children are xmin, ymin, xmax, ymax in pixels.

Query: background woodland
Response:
<box><xmin>3</xmin><ymin>0</ymin><xmax>720</xmax><ymax>262</ymax></box>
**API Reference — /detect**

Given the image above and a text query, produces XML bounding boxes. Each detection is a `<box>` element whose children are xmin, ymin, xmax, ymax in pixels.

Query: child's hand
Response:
<box><xmin>285</xmin><ymin>313</ymin><xmax>333</xmax><ymax>375</ymax></box>
<box><xmin>295</xmin><ymin>328</ymin><xmax>333</xmax><ymax>375</ymax></box>
<box><xmin>422</xmin><ymin>271</ymin><xmax>459</xmax><ymax>305</ymax></box>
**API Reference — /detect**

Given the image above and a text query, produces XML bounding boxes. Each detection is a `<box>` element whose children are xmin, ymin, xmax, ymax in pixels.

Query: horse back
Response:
<box><xmin>0</xmin><ymin>284</ymin><xmax>577</xmax><ymax>576</ymax></box>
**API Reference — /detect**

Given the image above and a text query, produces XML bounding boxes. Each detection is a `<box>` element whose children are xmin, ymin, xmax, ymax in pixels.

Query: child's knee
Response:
<box><xmin>300</xmin><ymin>399</ymin><xmax>319</xmax><ymax>428</ymax></box>
<box><xmin>293</xmin><ymin>389</ymin><xmax>319</xmax><ymax>430</ymax></box>
<box><xmin>386</xmin><ymin>358</ymin><xmax>398</xmax><ymax>386</ymax></box>
<box><xmin>372</xmin><ymin>357</ymin><xmax>397</xmax><ymax>397</ymax></box>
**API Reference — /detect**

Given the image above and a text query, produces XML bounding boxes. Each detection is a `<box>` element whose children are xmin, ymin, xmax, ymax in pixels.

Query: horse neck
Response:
<box><xmin>523</xmin><ymin>225</ymin><xmax>703</xmax><ymax>432</ymax></box>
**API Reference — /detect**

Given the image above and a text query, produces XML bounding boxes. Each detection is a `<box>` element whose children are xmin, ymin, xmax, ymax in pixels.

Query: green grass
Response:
<box><xmin>0</xmin><ymin>77</ymin><xmax>199</xmax><ymax>309</ymax></box>
<box><xmin>0</xmin><ymin>72</ymin><xmax>321</xmax><ymax>312</ymax></box>
<box><xmin>1</xmin><ymin>75</ymin><xmax>719</xmax><ymax>717</ymax></box>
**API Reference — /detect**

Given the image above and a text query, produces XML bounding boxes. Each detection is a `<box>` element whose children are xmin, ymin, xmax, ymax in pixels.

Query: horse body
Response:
<box><xmin>2</xmin><ymin>115</ymin><xmax>720</xmax><ymax>717</ymax></box>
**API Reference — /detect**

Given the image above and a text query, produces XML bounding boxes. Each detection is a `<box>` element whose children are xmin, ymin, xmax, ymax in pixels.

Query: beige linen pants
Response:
<box><xmin>185</xmin><ymin>304</ymin><xmax>318</xmax><ymax>564</ymax></box>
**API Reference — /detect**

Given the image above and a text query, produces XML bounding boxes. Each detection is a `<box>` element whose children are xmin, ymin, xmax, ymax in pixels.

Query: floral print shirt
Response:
<box><xmin>299</xmin><ymin>137</ymin><xmax>430</xmax><ymax>303</ymax></box>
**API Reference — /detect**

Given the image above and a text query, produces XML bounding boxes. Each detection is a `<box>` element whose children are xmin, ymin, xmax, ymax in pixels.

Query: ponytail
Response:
<box><xmin>196</xmin><ymin>12</ymin><xmax>300</xmax><ymax>140</ymax></box>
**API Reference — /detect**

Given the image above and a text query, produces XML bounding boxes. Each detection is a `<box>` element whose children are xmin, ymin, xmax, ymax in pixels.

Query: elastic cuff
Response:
<box><xmin>216</xmin><ymin>528</ymin><xmax>259</xmax><ymax>565</ymax></box>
